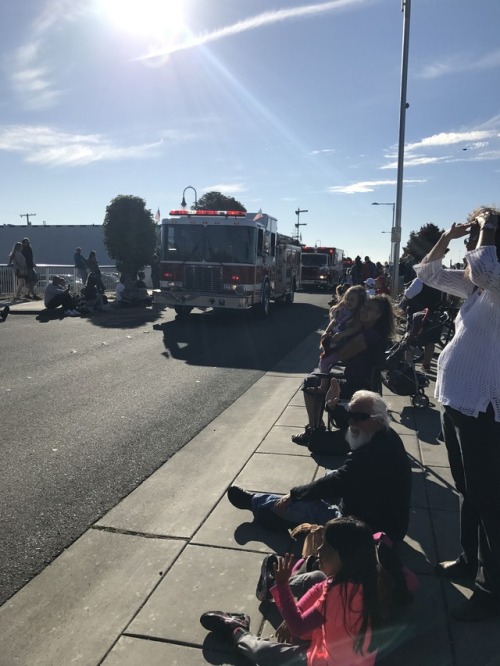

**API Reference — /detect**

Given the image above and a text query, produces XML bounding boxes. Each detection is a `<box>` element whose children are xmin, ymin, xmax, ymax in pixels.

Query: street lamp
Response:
<box><xmin>371</xmin><ymin>202</ymin><xmax>395</xmax><ymax>229</ymax></box>
<box><xmin>181</xmin><ymin>186</ymin><xmax>198</xmax><ymax>209</ymax></box>
<box><xmin>295</xmin><ymin>207</ymin><xmax>308</xmax><ymax>242</ymax></box>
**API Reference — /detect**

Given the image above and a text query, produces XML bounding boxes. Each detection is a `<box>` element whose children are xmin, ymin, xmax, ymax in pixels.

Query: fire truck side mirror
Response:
<box><xmin>257</xmin><ymin>228</ymin><xmax>264</xmax><ymax>256</ymax></box>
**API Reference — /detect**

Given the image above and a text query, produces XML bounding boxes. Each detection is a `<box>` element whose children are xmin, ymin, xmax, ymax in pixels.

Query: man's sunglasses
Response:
<box><xmin>346</xmin><ymin>411</ymin><xmax>372</xmax><ymax>422</ymax></box>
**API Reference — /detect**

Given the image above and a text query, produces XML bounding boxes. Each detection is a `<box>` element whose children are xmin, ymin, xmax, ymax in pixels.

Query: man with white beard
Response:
<box><xmin>227</xmin><ymin>390</ymin><xmax>412</xmax><ymax>543</ymax></box>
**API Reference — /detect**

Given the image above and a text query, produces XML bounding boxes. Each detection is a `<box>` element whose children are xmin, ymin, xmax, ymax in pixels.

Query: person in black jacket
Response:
<box><xmin>228</xmin><ymin>390</ymin><xmax>412</xmax><ymax>543</ymax></box>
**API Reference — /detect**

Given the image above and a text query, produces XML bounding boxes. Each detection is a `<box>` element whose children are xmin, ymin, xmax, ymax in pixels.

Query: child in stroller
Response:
<box><xmin>383</xmin><ymin>309</ymin><xmax>436</xmax><ymax>409</ymax></box>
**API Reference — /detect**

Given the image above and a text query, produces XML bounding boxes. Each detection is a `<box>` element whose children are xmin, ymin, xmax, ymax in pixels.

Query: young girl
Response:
<box><xmin>317</xmin><ymin>286</ymin><xmax>367</xmax><ymax>390</ymax></box>
<box><xmin>200</xmin><ymin>517</ymin><xmax>382</xmax><ymax>665</ymax></box>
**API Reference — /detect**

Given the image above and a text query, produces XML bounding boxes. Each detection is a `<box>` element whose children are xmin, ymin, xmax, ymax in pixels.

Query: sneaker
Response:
<box><xmin>291</xmin><ymin>424</ymin><xmax>324</xmax><ymax>445</ymax></box>
<box><xmin>1</xmin><ymin>306</ymin><xmax>9</xmax><ymax>321</ymax></box>
<box><xmin>227</xmin><ymin>486</ymin><xmax>254</xmax><ymax>511</ymax></box>
<box><xmin>200</xmin><ymin>611</ymin><xmax>250</xmax><ymax>641</ymax></box>
<box><xmin>64</xmin><ymin>309</ymin><xmax>79</xmax><ymax>317</ymax></box>
<box><xmin>256</xmin><ymin>554</ymin><xmax>278</xmax><ymax>601</ymax></box>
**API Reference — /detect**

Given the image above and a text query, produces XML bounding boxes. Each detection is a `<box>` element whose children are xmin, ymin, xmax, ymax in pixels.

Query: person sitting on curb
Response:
<box><xmin>43</xmin><ymin>276</ymin><xmax>80</xmax><ymax>317</ymax></box>
<box><xmin>292</xmin><ymin>295</ymin><xmax>395</xmax><ymax>446</ymax></box>
<box><xmin>227</xmin><ymin>390</ymin><xmax>411</xmax><ymax>543</ymax></box>
<box><xmin>200</xmin><ymin>517</ymin><xmax>384</xmax><ymax>666</ymax></box>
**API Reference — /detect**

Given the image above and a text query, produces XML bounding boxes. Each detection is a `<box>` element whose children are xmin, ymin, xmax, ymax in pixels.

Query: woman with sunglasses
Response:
<box><xmin>414</xmin><ymin>207</ymin><xmax>500</xmax><ymax>622</ymax></box>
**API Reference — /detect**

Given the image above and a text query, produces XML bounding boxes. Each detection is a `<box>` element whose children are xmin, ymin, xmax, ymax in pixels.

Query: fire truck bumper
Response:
<box><xmin>152</xmin><ymin>289</ymin><xmax>253</xmax><ymax>310</ymax></box>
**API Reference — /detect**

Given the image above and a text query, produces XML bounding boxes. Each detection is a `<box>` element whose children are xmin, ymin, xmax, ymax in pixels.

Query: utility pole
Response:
<box><xmin>295</xmin><ymin>208</ymin><xmax>308</xmax><ymax>242</ymax></box>
<box><xmin>20</xmin><ymin>213</ymin><xmax>37</xmax><ymax>225</ymax></box>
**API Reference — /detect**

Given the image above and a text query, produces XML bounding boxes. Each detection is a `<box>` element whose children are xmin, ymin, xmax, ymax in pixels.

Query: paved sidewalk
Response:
<box><xmin>0</xmin><ymin>320</ymin><xmax>499</xmax><ymax>665</ymax></box>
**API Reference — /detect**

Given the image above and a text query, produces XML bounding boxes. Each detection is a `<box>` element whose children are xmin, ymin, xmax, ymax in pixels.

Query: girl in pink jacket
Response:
<box><xmin>200</xmin><ymin>517</ymin><xmax>383</xmax><ymax>665</ymax></box>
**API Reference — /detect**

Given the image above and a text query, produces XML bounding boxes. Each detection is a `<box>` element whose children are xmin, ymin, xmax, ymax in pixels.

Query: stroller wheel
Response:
<box><xmin>412</xmin><ymin>393</ymin><xmax>429</xmax><ymax>409</ymax></box>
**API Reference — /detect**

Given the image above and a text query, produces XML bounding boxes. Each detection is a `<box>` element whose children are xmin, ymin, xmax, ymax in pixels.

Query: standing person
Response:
<box><xmin>151</xmin><ymin>252</ymin><xmax>160</xmax><ymax>289</ymax></box>
<box><xmin>350</xmin><ymin>256</ymin><xmax>364</xmax><ymax>286</ymax></box>
<box><xmin>200</xmin><ymin>517</ymin><xmax>383</xmax><ymax>666</ymax></box>
<box><xmin>86</xmin><ymin>251</ymin><xmax>105</xmax><ymax>294</ymax></box>
<box><xmin>415</xmin><ymin>206</ymin><xmax>500</xmax><ymax>622</ymax></box>
<box><xmin>362</xmin><ymin>256</ymin><xmax>377</xmax><ymax>281</ymax></box>
<box><xmin>74</xmin><ymin>248</ymin><xmax>88</xmax><ymax>284</ymax></box>
<box><xmin>8</xmin><ymin>242</ymin><xmax>27</xmax><ymax>300</ymax></box>
<box><xmin>21</xmin><ymin>237</ymin><xmax>40</xmax><ymax>300</ymax></box>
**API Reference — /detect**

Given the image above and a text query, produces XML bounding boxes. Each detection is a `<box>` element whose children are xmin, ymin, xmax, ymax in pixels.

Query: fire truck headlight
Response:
<box><xmin>234</xmin><ymin>285</ymin><xmax>245</xmax><ymax>295</ymax></box>
<box><xmin>165</xmin><ymin>281</ymin><xmax>183</xmax><ymax>288</ymax></box>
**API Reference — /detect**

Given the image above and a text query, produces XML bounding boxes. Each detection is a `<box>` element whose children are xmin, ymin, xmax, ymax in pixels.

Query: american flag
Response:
<box><xmin>253</xmin><ymin>208</ymin><xmax>263</xmax><ymax>221</ymax></box>
<box><xmin>154</xmin><ymin>208</ymin><xmax>161</xmax><ymax>222</ymax></box>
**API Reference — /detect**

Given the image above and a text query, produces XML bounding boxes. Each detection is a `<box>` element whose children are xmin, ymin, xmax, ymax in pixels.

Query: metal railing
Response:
<box><xmin>0</xmin><ymin>264</ymin><xmax>119</xmax><ymax>300</ymax></box>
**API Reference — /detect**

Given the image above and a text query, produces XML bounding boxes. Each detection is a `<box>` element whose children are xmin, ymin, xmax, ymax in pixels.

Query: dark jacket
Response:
<box><xmin>290</xmin><ymin>427</ymin><xmax>411</xmax><ymax>542</ymax></box>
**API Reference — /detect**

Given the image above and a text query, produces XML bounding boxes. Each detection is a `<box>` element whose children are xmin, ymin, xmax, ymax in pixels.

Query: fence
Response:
<box><xmin>0</xmin><ymin>265</ymin><xmax>121</xmax><ymax>300</ymax></box>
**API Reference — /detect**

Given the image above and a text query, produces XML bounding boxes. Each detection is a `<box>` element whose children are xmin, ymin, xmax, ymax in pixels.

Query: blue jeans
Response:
<box><xmin>251</xmin><ymin>492</ymin><xmax>341</xmax><ymax>526</ymax></box>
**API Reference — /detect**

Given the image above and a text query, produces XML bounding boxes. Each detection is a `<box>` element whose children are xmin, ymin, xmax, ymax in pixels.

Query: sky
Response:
<box><xmin>1</xmin><ymin>0</ymin><xmax>500</xmax><ymax>267</ymax></box>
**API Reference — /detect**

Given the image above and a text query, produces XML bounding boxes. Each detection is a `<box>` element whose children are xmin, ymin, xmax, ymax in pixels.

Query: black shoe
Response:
<box><xmin>291</xmin><ymin>424</ymin><xmax>324</xmax><ymax>445</ymax></box>
<box><xmin>450</xmin><ymin>595</ymin><xmax>500</xmax><ymax>622</ymax></box>
<box><xmin>1</xmin><ymin>306</ymin><xmax>9</xmax><ymax>321</ymax></box>
<box><xmin>227</xmin><ymin>485</ymin><xmax>254</xmax><ymax>511</ymax></box>
<box><xmin>434</xmin><ymin>557</ymin><xmax>476</xmax><ymax>579</ymax></box>
<box><xmin>256</xmin><ymin>554</ymin><xmax>278</xmax><ymax>601</ymax></box>
<box><xmin>200</xmin><ymin>611</ymin><xmax>250</xmax><ymax>640</ymax></box>
<box><xmin>31</xmin><ymin>295</ymin><xmax>41</xmax><ymax>301</ymax></box>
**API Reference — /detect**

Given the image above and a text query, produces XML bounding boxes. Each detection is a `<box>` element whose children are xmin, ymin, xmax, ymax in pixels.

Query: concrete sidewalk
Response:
<box><xmin>0</xmin><ymin>322</ymin><xmax>498</xmax><ymax>665</ymax></box>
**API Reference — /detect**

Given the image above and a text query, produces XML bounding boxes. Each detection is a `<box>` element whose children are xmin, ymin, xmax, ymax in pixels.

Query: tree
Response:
<box><xmin>103</xmin><ymin>195</ymin><xmax>158</xmax><ymax>278</ymax></box>
<box><xmin>195</xmin><ymin>191</ymin><xmax>246</xmax><ymax>212</ymax></box>
<box><xmin>402</xmin><ymin>223</ymin><xmax>444</xmax><ymax>262</ymax></box>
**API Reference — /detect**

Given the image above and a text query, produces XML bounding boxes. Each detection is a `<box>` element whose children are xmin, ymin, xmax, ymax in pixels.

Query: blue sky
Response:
<box><xmin>1</xmin><ymin>0</ymin><xmax>500</xmax><ymax>266</ymax></box>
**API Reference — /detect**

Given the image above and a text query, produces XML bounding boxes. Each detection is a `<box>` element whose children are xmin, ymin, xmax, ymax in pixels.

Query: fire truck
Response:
<box><xmin>153</xmin><ymin>209</ymin><xmax>301</xmax><ymax>317</ymax></box>
<box><xmin>300</xmin><ymin>246</ymin><xmax>344</xmax><ymax>290</ymax></box>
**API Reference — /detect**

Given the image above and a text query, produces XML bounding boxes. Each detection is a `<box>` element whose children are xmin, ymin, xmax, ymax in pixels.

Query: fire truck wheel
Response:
<box><xmin>174</xmin><ymin>305</ymin><xmax>192</xmax><ymax>318</ymax></box>
<box><xmin>255</xmin><ymin>283</ymin><xmax>270</xmax><ymax>318</ymax></box>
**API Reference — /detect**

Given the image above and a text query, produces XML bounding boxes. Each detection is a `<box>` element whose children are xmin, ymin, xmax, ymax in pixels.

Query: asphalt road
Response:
<box><xmin>0</xmin><ymin>293</ymin><xmax>329</xmax><ymax>605</ymax></box>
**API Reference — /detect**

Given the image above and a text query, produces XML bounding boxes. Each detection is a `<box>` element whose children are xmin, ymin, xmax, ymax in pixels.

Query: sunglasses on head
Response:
<box><xmin>346</xmin><ymin>410</ymin><xmax>372</xmax><ymax>422</ymax></box>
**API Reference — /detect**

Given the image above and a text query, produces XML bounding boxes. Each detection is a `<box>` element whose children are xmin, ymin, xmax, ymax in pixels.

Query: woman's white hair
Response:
<box><xmin>349</xmin><ymin>390</ymin><xmax>390</xmax><ymax>429</ymax></box>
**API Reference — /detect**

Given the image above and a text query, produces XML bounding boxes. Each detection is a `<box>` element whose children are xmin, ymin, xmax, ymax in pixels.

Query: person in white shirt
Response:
<box><xmin>414</xmin><ymin>206</ymin><xmax>500</xmax><ymax>623</ymax></box>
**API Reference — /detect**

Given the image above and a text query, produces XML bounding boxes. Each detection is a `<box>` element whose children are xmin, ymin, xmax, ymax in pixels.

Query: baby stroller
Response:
<box><xmin>382</xmin><ymin>309</ymin><xmax>435</xmax><ymax>409</ymax></box>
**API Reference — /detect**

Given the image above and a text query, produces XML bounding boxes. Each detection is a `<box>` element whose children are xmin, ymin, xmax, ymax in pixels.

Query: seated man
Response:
<box><xmin>44</xmin><ymin>276</ymin><xmax>80</xmax><ymax>317</ymax></box>
<box><xmin>227</xmin><ymin>390</ymin><xmax>411</xmax><ymax>543</ymax></box>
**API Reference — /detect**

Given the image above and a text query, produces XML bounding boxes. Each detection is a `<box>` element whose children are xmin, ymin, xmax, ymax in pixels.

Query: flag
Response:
<box><xmin>155</xmin><ymin>207</ymin><xmax>161</xmax><ymax>222</ymax></box>
<box><xmin>253</xmin><ymin>208</ymin><xmax>263</xmax><ymax>221</ymax></box>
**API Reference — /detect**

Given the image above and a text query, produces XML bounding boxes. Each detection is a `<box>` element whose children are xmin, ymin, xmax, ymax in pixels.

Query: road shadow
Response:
<box><xmin>82</xmin><ymin>306</ymin><xmax>164</xmax><ymax>329</ymax></box>
<box><xmin>152</xmin><ymin>302</ymin><xmax>327</xmax><ymax>372</ymax></box>
<box><xmin>399</xmin><ymin>405</ymin><xmax>442</xmax><ymax>445</ymax></box>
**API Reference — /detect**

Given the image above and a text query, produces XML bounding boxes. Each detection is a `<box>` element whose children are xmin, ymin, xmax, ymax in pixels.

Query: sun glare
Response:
<box><xmin>100</xmin><ymin>0</ymin><xmax>184</xmax><ymax>37</ymax></box>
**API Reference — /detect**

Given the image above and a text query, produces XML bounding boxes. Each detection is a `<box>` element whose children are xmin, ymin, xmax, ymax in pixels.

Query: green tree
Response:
<box><xmin>195</xmin><ymin>191</ymin><xmax>246</xmax><ymax>212</ymax></box>
<box><xmin>103</xmin><ymin>195</ymin><xmax>158</xmax><ymax>277</ymax></box>
<box><xmin>402</xmin><ymin>223</ymin><xmax>444</xmax><ymax>262</ymax></box>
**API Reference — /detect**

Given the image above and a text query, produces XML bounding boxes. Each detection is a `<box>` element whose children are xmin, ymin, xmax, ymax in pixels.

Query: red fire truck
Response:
<box><xmin>300</xmin><ymin>246</ymin><xmax>344</xmax><ymax>290</ymax></box>
<box><xmin>153</xmin><ymin>209</ymin><xmax>301</xmax><ymax>317</ymax></box>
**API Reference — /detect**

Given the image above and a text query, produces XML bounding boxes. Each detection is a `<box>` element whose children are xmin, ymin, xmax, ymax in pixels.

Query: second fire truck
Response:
<box><xmin>300</xmin><ymin>245</ymin><xmax>344</xmax><ymax>290</ymax></box>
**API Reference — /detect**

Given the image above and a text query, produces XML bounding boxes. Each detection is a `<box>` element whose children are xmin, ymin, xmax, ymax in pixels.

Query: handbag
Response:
<box><xmin>27</xmin><ymin>268</ymin><xmax>38</xmax><ymax>284</ymax></box>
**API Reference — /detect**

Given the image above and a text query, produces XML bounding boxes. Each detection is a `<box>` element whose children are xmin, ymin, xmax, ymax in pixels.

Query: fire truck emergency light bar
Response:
<box><xmin>303</xmin><ymin>246</ymin><xmax>335</xmax><ymax>253</ymax></box>
<box><xmin>169</xmin><ymin>210</ymin><xmax>247</xmax><ymax>217</ymax></box>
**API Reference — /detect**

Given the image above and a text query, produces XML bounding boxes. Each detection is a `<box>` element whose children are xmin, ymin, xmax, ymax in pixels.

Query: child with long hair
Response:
<box><xmin>200</xmin><ymin>517</ymin><xmax>383</xmax><ymax>665</ymax></box>
<box><xmin>317</xmin><ymin>286</ymin><xmax>367</xmax><ymax>391</ymax></box>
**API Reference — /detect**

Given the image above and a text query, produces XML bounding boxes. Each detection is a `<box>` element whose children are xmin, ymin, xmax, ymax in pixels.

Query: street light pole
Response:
<box><xmin>181</xmin><ymin>186</ymin><xmax>198</xmax><ymax>209</ymax></box>
<box><xmin>295</xmin><ymin>208</ymin><xmax>308</xmax><ymax>242</ymax></box>
<box><xmin>392</xmin><ymin>0</ymin><xmax>412</xmax><ymax>298</ymax></box>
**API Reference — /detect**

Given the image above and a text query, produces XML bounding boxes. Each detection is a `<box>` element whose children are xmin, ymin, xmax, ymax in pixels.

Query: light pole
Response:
<box><xmin>392</xmin><ymin>0</ymin><xmax>412</xmax><ymax>298</ymax></box>
<box><xmin>181</xmin><ymin>186</ymin><xmax>198</xmax><ymax>209</ymax></box>
<box><xmin>295</xmin><ymin>208</ymin><xmax>308</xmax><ymax>242</ymax></box>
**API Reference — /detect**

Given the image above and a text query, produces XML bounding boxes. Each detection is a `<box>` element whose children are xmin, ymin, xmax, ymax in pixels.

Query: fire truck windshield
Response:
<box><xmin>163</xmin><ymin>224</ymin><xmax>256</xmax><ymax>264</ymax></box>
<box><xmin>302</xmin><ymin>253</ymin><xmax>328</xmax><ymax>267</ymax></box>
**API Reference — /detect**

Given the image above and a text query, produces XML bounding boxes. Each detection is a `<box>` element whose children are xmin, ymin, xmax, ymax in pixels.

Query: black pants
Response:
<box><xmin>47</xmin><ymin>293</ymin><xmax>75</xmax><ymax>310</ymax></box>
<box><xmin>441</xmin><ymin>404</ymin><xmax>500</xmax><ymax>605</ymax></box>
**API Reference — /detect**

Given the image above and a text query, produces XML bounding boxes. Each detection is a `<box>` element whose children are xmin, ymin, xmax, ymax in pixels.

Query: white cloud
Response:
<box><xmin>310</xmin><ymin>148</ymin><xmax>335</xmax><ymax>155</ymax></box>
<box><xmin>201</xmin><ymin>183</ymin><xmax>247</xmax><ymax>195</ymax></box>
<box><xmin>420</xmin><ymin>48</ymin><xmax>500</xmax><ymax>79</ymax></box>
<box><xmin>405</xmin><ymin>131</ymin><xmax>497</xmax><ymax>153</ymax></box>
<box><xmin>0</xmin><ymin>125</ymin><xmax>166</xmax><ymax>166</ymax></box>
<box><xmin>327</xmin><ymin>178</ymin><xmax>425</xmax><ymax>194</ymax></box>
<box><xmin>139</xmin><ymin>0</ymin><xmax>369</xmax><ymax>60</ymax></box>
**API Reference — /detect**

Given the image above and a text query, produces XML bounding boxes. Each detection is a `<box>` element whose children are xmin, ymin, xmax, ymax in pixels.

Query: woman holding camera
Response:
<box><xmin>415</xmin><ymin>207</ymin><xmax>500</xmax><ymax>622</ymax></box>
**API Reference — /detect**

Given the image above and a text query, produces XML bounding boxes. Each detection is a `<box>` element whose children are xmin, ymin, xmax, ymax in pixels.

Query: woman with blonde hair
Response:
<box><xmin>8</xmin><ymin>242</ymin><xmax>27</xmax><ymax>300</ymax></box>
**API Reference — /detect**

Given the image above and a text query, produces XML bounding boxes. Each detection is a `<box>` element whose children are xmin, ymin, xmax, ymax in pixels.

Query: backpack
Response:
<box><xmin>373</xmin><ymin>531</ymin><xmax>419</xmax><ymax>606</ymax></box>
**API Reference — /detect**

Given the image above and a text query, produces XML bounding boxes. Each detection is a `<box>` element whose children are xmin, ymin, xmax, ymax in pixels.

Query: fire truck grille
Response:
<box><xmin>184</xmin><ymin>265</ymin><xmax>224</xmax><ymax>292</ymax></box>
